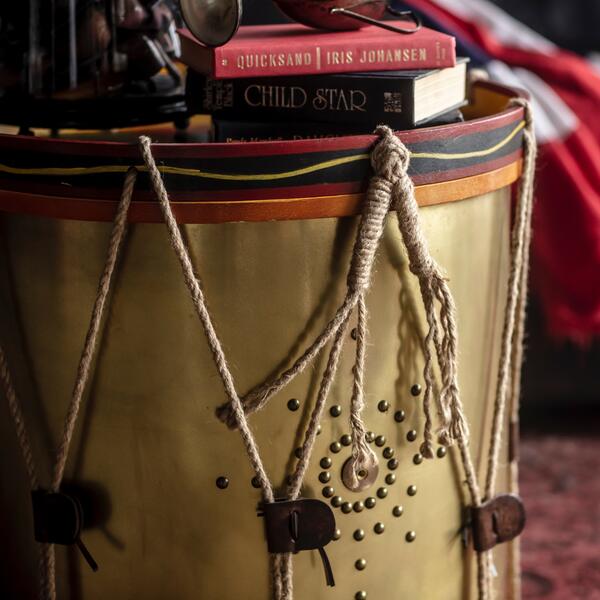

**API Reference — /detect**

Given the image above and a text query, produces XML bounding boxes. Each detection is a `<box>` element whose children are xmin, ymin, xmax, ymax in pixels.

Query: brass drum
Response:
<box><xmin>0</xmin><ymin>82</ymin><xmax>524</xmax><ymax>600</ymax></box>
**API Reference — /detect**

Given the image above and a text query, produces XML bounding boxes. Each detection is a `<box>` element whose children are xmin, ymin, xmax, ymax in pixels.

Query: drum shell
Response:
<box><xmin>0</xmin><ymin>187</ymin><xmax>513</xmax><ymax>599</ymax></box>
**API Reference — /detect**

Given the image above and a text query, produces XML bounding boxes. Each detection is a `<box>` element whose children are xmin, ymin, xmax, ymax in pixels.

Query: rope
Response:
<box><xmin>0</xmin><ymin>167</ymin><xmax>136</xmax><ymax>600</ymax></box>
<box><xmin>481</xmin><ymin>99</ymin><xmax>536</xmax><ymax>599</ymax></box>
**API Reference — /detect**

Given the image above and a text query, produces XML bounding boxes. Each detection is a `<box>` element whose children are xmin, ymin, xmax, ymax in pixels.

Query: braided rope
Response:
<box><xmin>0</xmin><ymin>167</ymin><xmax>136</xmax><ymax>599</ymax></box>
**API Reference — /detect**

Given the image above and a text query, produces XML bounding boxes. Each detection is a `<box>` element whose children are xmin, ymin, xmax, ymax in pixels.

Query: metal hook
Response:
<box><xmin>329</xmin><ymin>6</ymin><xmax>422</xmax><ymax>34</ymax></box>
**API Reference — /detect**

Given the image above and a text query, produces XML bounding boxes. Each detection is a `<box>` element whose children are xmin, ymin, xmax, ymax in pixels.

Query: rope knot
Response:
<box><xmin>371</xmin><ymin>126</ymin><xmax>411</xmax><ymax>185</ymax></box>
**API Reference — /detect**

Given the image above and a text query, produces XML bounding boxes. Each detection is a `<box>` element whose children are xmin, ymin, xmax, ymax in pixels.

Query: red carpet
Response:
<box><xmin>520</xmin><ymin>432</ymin><xmax>600</xmax><ymax>599</ymax></box>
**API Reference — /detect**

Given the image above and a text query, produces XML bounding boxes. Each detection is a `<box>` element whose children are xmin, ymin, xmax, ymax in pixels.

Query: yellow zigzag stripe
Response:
<box><xmin>0</xmin><ymin>121</ymin><xmax>524</xmax><ymax>182</ymax></box>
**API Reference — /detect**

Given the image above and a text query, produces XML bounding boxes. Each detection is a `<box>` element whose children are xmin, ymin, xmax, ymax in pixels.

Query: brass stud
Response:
<box><xmin>374</xmin><ymin>522</ymin><xmax>385</xmax><ymax>534</ymax></box>
<box><xmin>322</xmin><ymin>486</ymin><xmax>335</xmax><ymax>498</ymax></box>
<box><xmin>294</xmin><ymin>447</ymin><xmax>303</xmax><ymax>459</ymax></box>
<box><xmin>330</xmin><ymin>405</ymin><xmax>342</xmax><ymax>417</ymax></box>
<box><xmin>393</xmin><ymin>505</ymin><xmax>404</xmax><ymax>517</ymax></box>
<box><xmin>411</xmin><ymin>384</ymin><xmax>422</xmax><ymax>397</ymax></box>
<box><xmin>331</xmin><ymin>496</ymin><xmax>343</xmax><ymax>508</ymax></box>
<box><xmin>341</xmin><ymin>434</ymin><xmax>352</xmax><ymax>446</ymax></box>
<box><xmin>317</xmin><ymin>425</ymin><xmax>322</xmax><ymax>435</ymax></box>
<box><xmin>333</xmin><ymin>528</ymin><xmax>341</xmax><ymax>540</ymax></box>
<box><xmin>375</xmin><ymin>435</ymin><xmax>386</xmax><ymax>447</ymax></box>
<box><xmin>353</xmin><ymin>501</ymin><xmax>364</xmax><ymax>513</ymax></box>
<box><xmin>406</xmin><ymin>531</ymin><xmax>417</xmax><ymax>542</ymax></box>
<box><xmin>406</xmin><ymin>430</ymin><xmax>417</xmax><ymax>442</ymax></box>
<box><xmin>353</xmin><ymin>529</ymin><xmax>365</xmax><ymax>541</ymax></box>
<box><xmin>365</xmin><ymin>497</ymin><xmax>376</xmax><ymax>509</ymax></box>
<box><xmin>287</xmin><ymin>398</ymin><xmax>300</xmax><ymax>411</ymax></box>
<box><xmin>377</xmin><ymin>400</ymin><xmax>389</xmax><ymax>413</ymax></box>
<box><xmin>407</xmin><ymin>485</ymin><xmax>417</xmax><ymax>496</ymax></box>
<box><xmin>383</xmin><ymin>447</ymin><xmax>394</xmax><ymax>459</ymax></box>
<box><xmin>330</xmin><ymin>441</ymin><xmax>342</xmax><ymax>454</ymax></box>
<box><xmin>319</xmin><ymin>471</ymin><xmax>331</xmax><ymax>483</ymax></box>
<box><xmin>216</xmin><ymin>476</ymin><xmax>229</xmax><ymax>489</ymax></box>
<box><xmin>365</xmin><ymin>431</ymin><xmax>375</xmax><ymax>443</ymax></box>
<box><xmin>437</xmin><ymin>447</ymin><xmax>447</xmax><ymax>458</ymax></box>
<box><xmin>387</xmin><ymin>458</ymin><xmax>399</xmax><ymax>470</ymax></box>
<box><xmin>320</xmin><ymin>457</ymin><xmax>332</xmax><ymax>469</ymax></box>
<box><xmin>355</xmin><ymin>592</ymin><xmax>367</xmax><ymax>600</ymax></box>
<box><xmin>377</xmin><ymin>487</ymin><xmax>388</xmax><ymax>499</ymax></box>
<box><xmin>355</xmin><ymin>558</ymin><xmax>367</xmax><ymax>571</ymax></box>
<box><xmin>351</xmin><ymin>328</ymin><xmax>358</xmax><ymax>340</ymax></box>
<box><xmin>394</xmin><ymin>410</ymin><xmax>406</xmax><ymax>423</ymax></box>
<box><xmin>342</xmin><ymin>502</ymin><xmax>353</xmax><ymax>514</ymax></box>
<box><xmin>385</xmin><ymin>473</ymin><xmax>396</xmax><ymax>485</ymax></box>
<box><xmin>413</xmin><ymin>453</ymin><xmax>423</xmax><ymax>465</ymax></box>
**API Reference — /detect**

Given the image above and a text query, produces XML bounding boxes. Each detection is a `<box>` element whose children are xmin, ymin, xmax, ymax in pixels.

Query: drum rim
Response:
<box><xmin>0</xmin><ymin>82</ymin><xmax>527</xmax><ymax>223</ymax></box>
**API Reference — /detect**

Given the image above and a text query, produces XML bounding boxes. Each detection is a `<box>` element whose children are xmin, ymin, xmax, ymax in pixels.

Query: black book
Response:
<box><xmin>187</xmin><ymin>59</ymin><xmax>468</xmax><ymax>130</ymax></box>
<box><xmin>211</xmin><ymin>109</ymin><xmax>465</xmax><ymax>143</ymax></box>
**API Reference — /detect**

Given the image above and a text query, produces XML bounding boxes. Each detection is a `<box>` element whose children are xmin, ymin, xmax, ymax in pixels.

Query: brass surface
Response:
<box><xmin>0</xmin><ymin>186</ymin><xmax>512</xmax><ymax>599</ymax></box>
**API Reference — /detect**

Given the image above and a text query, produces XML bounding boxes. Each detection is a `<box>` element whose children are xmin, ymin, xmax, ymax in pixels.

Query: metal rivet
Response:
<box><xmin>319</xmin><ymin>471</ymin><xmax>331</xmax><ymax>483</ymax></box>
<box><xmin>365</xmin><ymin>497</ymin><xmax>376</xmax><ymax>509</ymax></box>
<box><xmin>406</xmin><ymin>430</ymin><xmax>417</xmax><ymax>442</ymax></box>
<box><xmin>365</xmin><ymin>431</ymin><xmax>375</xmax><ymax>443</ymax></box>
<box><xmin>385</xmin><ymin>473</ymin><xmax>396</xmax><ymax>485</ymax></box>
<box><xmin>351</xmin><ymin>328</ymin><xmax>358</xmax><ymax>340</ymax></box>
<box><xmin>216</xmin><ymin>476</ymin><xmax>229</xmax><ymax>489</ymax></box>
<box><xmin>377</xmin><ymin>487</ymin><xmax>388</xmax><ymax>499</ymax></box>
<box><xmin>374</xmin><ymin>522</ymin><xmax>385</xmax><ymax>534</ymax></box>
<box><xmin>342</xmin><ymin>502</ymin><xmax>353</xmax><ymax>514</ymax></box>
<box><xmin>322</xmin><ymin>486</ymin><xmax>335</xmax><ymax>498</ymax></box>
<box><xmin>411</xmin><ymin>384</ymin><xmax>422</xmax><ymax>397</ymax></box>
<box><xmin>375</xmin><ymin>435</ymin><xmax>386</xmax><ymax>447</ymax></box>
<box><xmin>294</xmin><ymin>447</ymin><xmax>303</xmax><ymax>459</ymax></box>
<box><xmin>287</xmin><ymin>398</ymin><xmax>300</xmax><ymax>411</ymax></box>
<box><xmin>413</xmin><ymin>453</ymin><xmax>423</xmax><ymax>465</ymax></box>
<box><xmin>341</xmin><ymin>434</ymin><xmax>352</xmax><ymax>446</ymax></box>
<box><xmin>437</xmin><ymin>447</ymin><xmax>447</xmax><ymax>458</ymax></box>
<box><xmin>355</xmin><ymin>591</ymin><xmax>367</xmax><ymax>600</ymax></box>
<box><xmin>333</xmin><ymin>528</ymin><xmax>341</xmax><ymax>540</ymax></box>
<box><xmin>393</xmin><ymin>505</ymin><xmax>404</xmax><ymax>517</ymax></box>
<box><xmin>406</xmin><ymin>531</ymin><xmax>417</xmax><ymax>542</ymax></box>
<box><xmin>353</xmin><ymin>501</ymin><xmax>364</xmax><ymax>513</ymax></box>
<box><xmin>320</xmin><ymin>457</ymin><xmax>332</xmax><ymax>469</ymax></box>
<box><xmin>407</xmin><ymin>485</ymin><xmax>417</xmax><ymax>496</ymax></box>
<box><xmin>353</xmin><ymin>529</ymin><xmax>365</xmax><ymax>541</ymax></box>
<box><xmin>387</xmin><ymin>458</ymin><xmax>399</xmax><ymax>470</ymax></box>
<box><xmin>330</xmin><ymin>405</ymin><xmax>342</xmax><ymax>417</ymax></box>
<box><xmin>355</xmin><ymin>558</ymin><xmax>367</xmax><ymax>571</ymax></box>
<box><xmin>394</xmin><ymin>410</ymin><xmax>406</xmax><ymax>423</ymax></box>
<box><xmin>317</xmin><ymin>425</ymin><xmax>322</xmax><ymax>435</ymax></box>
<box><xmin>377</xmin><ymin>400</ymin><xmax>389</xmax><ymax>413</ymax></box>
<box><xmin>331</xmin><ymin>496</ymin><xmax>343</xmax><ymax>508</ymax></box>
<box><xmin>330</xmin><ymin>442</ymin><xmax>342</xmax><ymax>453</ymax></box>
<box><xmin>383</xmin><ymin>447</ymin><xmax>394</xmax><ymax>459</ymax></box>
<box><xmin>251</xmin><ymin>476</ymin><xmax>261</xmax><ymax>488</ymax></box>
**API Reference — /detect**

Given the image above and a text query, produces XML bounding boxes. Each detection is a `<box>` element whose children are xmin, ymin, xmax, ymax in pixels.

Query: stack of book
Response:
<box><xmin>179</xmin><ymin>22</ymin><xmax>468</xmax><ymax>142</ymax></box>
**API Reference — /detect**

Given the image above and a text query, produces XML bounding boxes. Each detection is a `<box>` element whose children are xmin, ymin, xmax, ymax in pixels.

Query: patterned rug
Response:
<box><xmin>520</xmin><ymin>429</ymin><xmax>600</xmax><ymax>599</ymax></box>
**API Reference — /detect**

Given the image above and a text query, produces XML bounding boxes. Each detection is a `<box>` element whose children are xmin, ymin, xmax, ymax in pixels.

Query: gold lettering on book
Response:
<box><xmin>313</xmin><ymin>88</ymin><xmax>366</xmax><ymax>112</ymax></box>
<box><xmin>244</xmin><ymin>85</ymin><xmax>307</xmax><ymax>109</ymax></box>
<box><xmin>236</xmin><ymin>52</ymin><xmax>313</xmax><ymax>70</ymax></box>
<box><xmin>325</xmin><ymin>50</ymin><xmax>354</xmax><ymax>65</ymax></box>
<box><xmin>358</xmin><ymin>47</ymin><xmax>427</xmax><ymax>64</ymax></box>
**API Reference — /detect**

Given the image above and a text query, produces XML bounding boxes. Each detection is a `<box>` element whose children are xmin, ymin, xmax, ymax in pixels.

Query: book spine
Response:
<box><xmin>213</xmin><ymin>36</ymin><xmax>454</xmax><ymax>78</ymax></box>
<box><xmin>212</xmin><ymin>119</ymin><xmax>371</xmax><ymax>142</ymax></box>
<box><xmin>187</xmin><ymin>72</ymin><xmax>416</xmax><ymax>128</ymax></box>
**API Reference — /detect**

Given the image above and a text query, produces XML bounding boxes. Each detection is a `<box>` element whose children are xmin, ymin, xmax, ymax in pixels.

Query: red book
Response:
<box><xmin>178</xmin><ymin>23</ymin><xmax>456</xmax><ymax>79</ymax></box>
